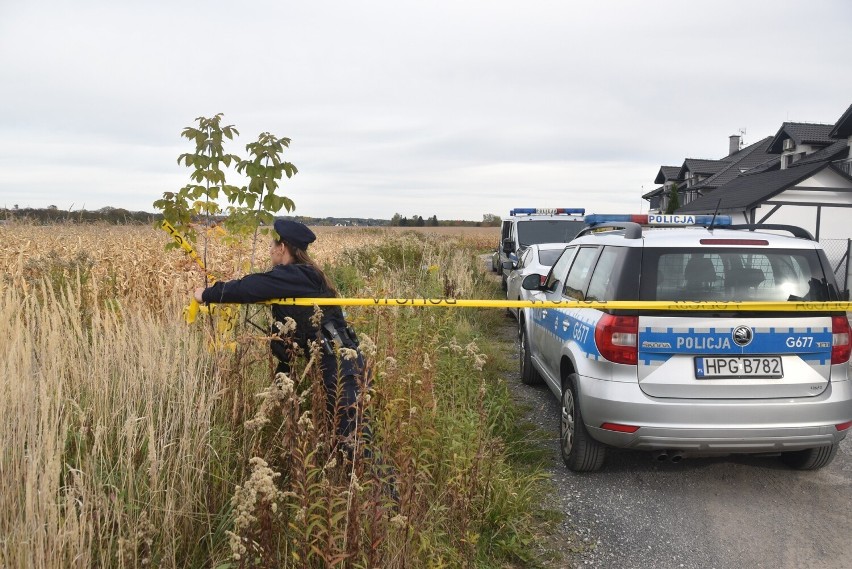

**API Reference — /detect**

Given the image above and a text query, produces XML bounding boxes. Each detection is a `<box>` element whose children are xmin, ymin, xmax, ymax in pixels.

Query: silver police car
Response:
<box><xmin>519</xmin><ymin>214</ymin><xmax>852</xmax><ymax>472</ymax></box>
<box><xmin>504</xmin><ymin>242</ymin><xmax>568</xmax><ymax>321</ymax></box>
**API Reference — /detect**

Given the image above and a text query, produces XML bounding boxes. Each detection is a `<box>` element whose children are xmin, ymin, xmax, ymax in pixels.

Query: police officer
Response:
<box><xmin>193</xmin><ymin>219</ymin><xmax>367</xmax><ymax>444</ymax></box>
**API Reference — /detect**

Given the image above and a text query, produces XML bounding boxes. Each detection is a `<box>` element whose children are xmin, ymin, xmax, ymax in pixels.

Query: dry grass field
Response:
<box><xmin>0</xmin><ymin>222</ymin><xmax>547</xmax><ymax>569</ymax></box>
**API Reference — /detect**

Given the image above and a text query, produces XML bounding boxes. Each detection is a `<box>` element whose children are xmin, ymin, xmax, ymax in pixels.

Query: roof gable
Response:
<box><xmin>654</xmin><ymin>166</ymin><xmax>681</xmax><ymax>184</ymax></box>
<box><xmin>678</xmin><ymin>158</ymin><xmax>729</xmax><ymax>179</ymax></box>
<box><xmin>830</xmin><ymin>103</ymin><xmax>852</xmax><ymax>138</ymax></box>
<box><xmin>766</xmin><ymin>122</ymin><xmax>836</xmax><ymax>153</ymax></box>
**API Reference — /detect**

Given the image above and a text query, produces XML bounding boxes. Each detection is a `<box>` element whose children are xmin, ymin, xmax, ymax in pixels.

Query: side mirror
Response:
<box><xmin>502</xmin><ymin>238</ymin><xmax>515</xmax><ymax>254</ymax></box>
<box><xmin>502</xmin><ymin>260</ymin><xmax>516</xmax><ymax>270</ymax></box>
<box><xmin>522</xmin><ymin>273</ymin><xmax>544</xmax><ymax>290</ymax></box>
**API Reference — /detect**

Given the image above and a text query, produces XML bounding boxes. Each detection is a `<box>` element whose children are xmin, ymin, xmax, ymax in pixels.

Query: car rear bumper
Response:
<box><xmin>580</xmin><ymin>376</ymin><xmax>852</xmax><ymax>452</ymax></box>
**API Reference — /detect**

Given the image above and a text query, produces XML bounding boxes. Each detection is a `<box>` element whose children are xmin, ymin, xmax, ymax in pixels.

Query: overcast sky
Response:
<box><xmin>2</xmin><ymin>0</ymin><xmax>851</xmax><ymax>221</ymax></box>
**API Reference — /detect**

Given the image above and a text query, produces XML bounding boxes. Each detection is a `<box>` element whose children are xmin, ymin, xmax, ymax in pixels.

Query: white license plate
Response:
<box><xmin>694</xmin><ymin>356</ymin><xmax>783</xmax><ymax>379</ymax></box>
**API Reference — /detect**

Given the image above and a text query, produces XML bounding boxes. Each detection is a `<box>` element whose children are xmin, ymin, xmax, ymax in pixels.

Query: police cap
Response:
<box><xmin>273</xmin><ymin>219</ymin><xmax>316</xmax><ymax>250</ymax></box>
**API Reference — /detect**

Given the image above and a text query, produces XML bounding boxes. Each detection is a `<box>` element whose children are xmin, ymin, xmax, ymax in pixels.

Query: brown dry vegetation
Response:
<box><xmin>0</xmin><ymin>223</ymin><xmax>551</xmax><ymax>568</ymax></box>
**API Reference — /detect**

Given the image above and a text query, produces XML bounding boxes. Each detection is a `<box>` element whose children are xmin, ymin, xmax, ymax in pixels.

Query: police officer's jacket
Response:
<box><xmin>201</xmin><ymin>263</ymin><xmax>361</xmax><ymax>376</ymax></box>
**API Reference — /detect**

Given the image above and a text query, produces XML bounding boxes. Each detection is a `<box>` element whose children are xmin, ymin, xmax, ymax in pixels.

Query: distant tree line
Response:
<box><xmin>389</xmin><ymin>213</ymin><xmax>501</xmax><ymax>228</ymax></box>
<box><xmin>0</xmin><ymin>206</ymin><xmax>161</xmax><ymax>224</ymax></box>
<box><xmin>0</xmin><ymin>207</ymin><xmax>502</xmax><ymax>227</ymax></box>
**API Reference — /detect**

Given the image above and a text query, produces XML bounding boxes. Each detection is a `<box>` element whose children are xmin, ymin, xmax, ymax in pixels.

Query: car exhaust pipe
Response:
<box><xmin>652</xmin><ymin>450</ymin><xmax>685</xmax><ymax>463</ymax></box>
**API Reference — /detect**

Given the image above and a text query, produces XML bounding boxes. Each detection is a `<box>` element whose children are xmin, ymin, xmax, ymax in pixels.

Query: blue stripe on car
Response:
<box><xmin>639</xmin><ymin>326</ymin><xmax>832</xmax><ymax>366</ymax></box>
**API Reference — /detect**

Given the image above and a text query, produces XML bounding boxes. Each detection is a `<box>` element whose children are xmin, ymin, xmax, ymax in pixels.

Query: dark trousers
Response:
<box><xmin>320</xmin><ymin>351</ymin><xmax>370</xmax><ymax>444</ymax></box>
<box><xmin>276</xmin><ymin>351</ymin><xmax>369</xmax><ymax>443</ymax></box>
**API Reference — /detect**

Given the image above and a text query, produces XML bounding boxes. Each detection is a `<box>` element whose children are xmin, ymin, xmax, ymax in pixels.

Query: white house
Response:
<box><xmin>646</xmin><ymin>103</ymin><xmax>852</xmax><ymax>291</ymax></box>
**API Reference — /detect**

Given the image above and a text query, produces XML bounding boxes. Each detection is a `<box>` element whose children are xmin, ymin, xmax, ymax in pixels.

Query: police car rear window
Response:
<box><xmin>537</xmin><ymin>249</ymin><xmax>564</xmax><ymax>266</ymax></box>
<box><xmin>640</xmin><ymin>248</ymin><xmax>831</xmax><ymax>302</ymax></box>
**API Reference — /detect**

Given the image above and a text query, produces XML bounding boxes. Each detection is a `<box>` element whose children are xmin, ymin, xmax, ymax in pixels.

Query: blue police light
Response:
<box><xmin>584</xmin><ymin>214</ymin><xmax>732</xmax><ymax>226</ymax></box>
<box><xmin>510</xmin><ymin>208</ymin><xmax>586</xmax><ymax>216</ymax></box>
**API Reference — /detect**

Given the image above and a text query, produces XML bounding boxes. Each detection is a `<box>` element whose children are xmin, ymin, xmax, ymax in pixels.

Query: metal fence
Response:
<box><xmin>821</xmin><ymin>238</ymin><xmax>851</xmax><ymax>295</ymax></box>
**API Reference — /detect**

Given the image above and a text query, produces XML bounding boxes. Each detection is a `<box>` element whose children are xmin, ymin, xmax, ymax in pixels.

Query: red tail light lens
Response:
<box><xmin>600</xmin><ymin>422</ymin><xmax>640</xmax><ymax>433</ymax></box>
<box><xmin>832</xmin><ymin>315</ymin><xmax>851</xmax><ymax>365</ymax></box>
<box><xmin>595</xmin><ymin>314</ymin><xmax>638</xmax><ymax>365</ymax></box>
<box><xmin>835</xmin><ymin>421</ymin><xmax>852</xmax><ymax>432</ymax></box>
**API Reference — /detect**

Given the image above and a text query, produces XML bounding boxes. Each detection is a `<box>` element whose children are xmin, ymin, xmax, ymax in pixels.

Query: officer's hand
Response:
<box><xmin>193</xmin><ymin>287</ymin><xmax>205</xmax><ymax>303</ymax></box>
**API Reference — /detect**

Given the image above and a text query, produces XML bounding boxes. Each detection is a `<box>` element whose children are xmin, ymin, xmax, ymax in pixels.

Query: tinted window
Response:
<box><xmin>516</xmin><ymin>220</ymin><xmax>585</xmax><ymax>248</ymax></box>
<box><xmin>563</xmin><ymin>247</ymin><xmax>600</xmax><ymax>300</ymax></box>
<box><xmin>586</xmin><ymin>247</ymin><xmax>625</xmax><ymax>301</ymax></box>
<box><xmin>537</xmin><ymin>248</ymin><xmax>565</xmax><ymax>267</ymax></box>
<box><xmin>544</xmin><ymin>247</ymin><xmax>578</xmax><ymax>291</ymax></box>
<box><xmin>641</xmin><ymin>248</ymin><xmax>832</xmax><ymax>301</ymax></box>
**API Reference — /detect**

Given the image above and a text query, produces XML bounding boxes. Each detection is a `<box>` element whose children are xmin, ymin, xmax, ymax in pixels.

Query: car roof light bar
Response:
<box><xmin>510</xmin><ymin>208</ymin><xmax>586</xmax><ymax>216</ymax></box>
<box><xmin>584</xmin><ymin>214</ymin><xmax>732</xmax><ymax>227</ymax></box>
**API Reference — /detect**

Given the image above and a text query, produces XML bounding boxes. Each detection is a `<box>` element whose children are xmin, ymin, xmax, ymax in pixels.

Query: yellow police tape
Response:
<box><xmin>159</xmin><ymin>221</ymin><xmax>851</xmax><ymax>315</ymax></box>
<box><xmin>159</xmin><ymin>220</ymin><xmax>213</xmax><ymax>281</ymax></box>
<box><xmin>159</xmin><ymin>220</ymin><xmax>238</xmax><ymax>333</ymax></box>
<box><xmin>253</xmin><ymin>298</ymin><xmax>852</xmax><ymax>312</ymax></box>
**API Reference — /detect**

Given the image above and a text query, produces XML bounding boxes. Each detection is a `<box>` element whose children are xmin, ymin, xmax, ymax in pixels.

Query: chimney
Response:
<box><xmin>728</xmin><ymin>134</ymin><xmax>741</xmax><ymax>156</ymax></box>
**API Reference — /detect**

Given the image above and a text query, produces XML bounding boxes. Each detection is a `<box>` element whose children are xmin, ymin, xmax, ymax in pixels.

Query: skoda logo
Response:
<box><xmin>732</xmin><ymin>326</ymin><xmax>753</xmax><ymax>347</ymax></box>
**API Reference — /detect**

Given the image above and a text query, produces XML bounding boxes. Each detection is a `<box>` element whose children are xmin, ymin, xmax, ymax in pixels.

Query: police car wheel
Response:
<box><xmin>779</xmin><ymin>443</ymin><xmax>839</xmax><ymax>470</ymax></box>
<box><xmin>560</xmin><ymin>374</ymin><xmax>605</xmax><ymax>472</ymax></box>
<box><xmin>519</xmin><ymin>324</ymin><xmax>542</xmax><ymax>386</ymax></box>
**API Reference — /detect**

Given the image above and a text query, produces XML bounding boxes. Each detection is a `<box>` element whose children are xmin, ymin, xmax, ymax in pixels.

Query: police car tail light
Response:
<box><xmin>831</xmin><ymin>315</ymin><xmax>851</xmax><ymax>364</ymax></box>
<box><xmin>594</xmin><ymin>314</ymin><xmax>638</xmax><ymax>365</ymax></box>
<box><xmin>835</xmin><ymin>421</ymin><xmax>852</xmax><ymax>432</ymax></box>
<box><xmin>600</xmin><ymin>422</ymin><xmax>640</xmax><ymax>433</ymax></box>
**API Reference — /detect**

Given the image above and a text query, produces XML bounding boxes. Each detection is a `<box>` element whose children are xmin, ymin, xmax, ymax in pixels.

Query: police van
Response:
<box><xmin>518</xmin><ymin>213</ymin><xmax>852</xmax><ymax>472</ymax></box>
<box><xmin>492</xmin><ymin>208</ymin><xmax>587</xmax><ymax>290</ymax></box>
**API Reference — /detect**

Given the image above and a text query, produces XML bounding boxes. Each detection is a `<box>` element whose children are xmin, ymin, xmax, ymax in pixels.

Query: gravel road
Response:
<box><xmin>483</xmin><ymin>259</ymin><xmax>852</xmax><ymax>569</ymax></box>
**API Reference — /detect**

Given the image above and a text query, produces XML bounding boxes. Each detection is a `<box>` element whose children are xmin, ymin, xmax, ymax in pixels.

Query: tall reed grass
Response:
<box><xmin>0</xmin><ymin>224</ymin><xmax>552</xmax><ymax>568</ymax></box>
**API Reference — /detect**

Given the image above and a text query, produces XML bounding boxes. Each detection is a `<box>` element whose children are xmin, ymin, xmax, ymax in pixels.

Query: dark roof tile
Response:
<box><xmin>788</xmin><ymin>140</ymin><xmax>849</xmax><ymax>167</ymax></box>
<box><xmin>643</xmin><ymin>186</ymin><xmax>665</xmax><ymax>199</ymax></box>
<box><xmin>677</xmin><ymin>161</ymin><xmax>828</xmax><ymax>213</ymax></box>
<box><xmin>767</xmin><ymin>122</ymin><xmax>837</xmax><ymax>153</ymax></box>
<box><xmin>696</xmin><ymin>136</ymin><xmax>776</xmax><ymax>189</ymax></box>
<box><xmin>830</xmin><ymin>103</ymin><xmax>852</xmax><ymax>138</ymax></box>
<box><xmin>679</xmin><ymin>158</ymin><xmax>729</xmax><ymax>178</ymax></box>
<box><xmin>654</xmin><ymin>166</ymin><xmax>681</xmax><ymax>184</ymax></box>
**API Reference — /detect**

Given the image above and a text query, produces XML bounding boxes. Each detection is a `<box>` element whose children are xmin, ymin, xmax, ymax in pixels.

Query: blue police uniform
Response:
<box><xmin>200</xmin><ymin>220</ymin><xmax>367</xmax><ymax>441</ymax></box>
